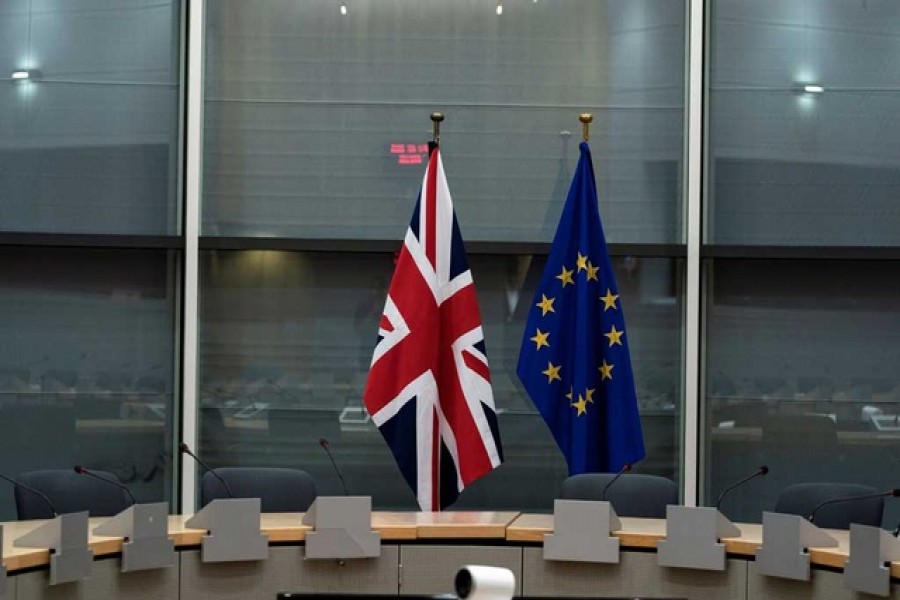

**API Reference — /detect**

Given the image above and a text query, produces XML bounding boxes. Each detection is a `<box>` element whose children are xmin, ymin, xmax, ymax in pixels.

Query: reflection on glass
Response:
<box><xmin>0</xmin><ymin>0</ymin><xmax>181</xmax><ymax>235</ymax></box>
<box><xmin>704</xmin><ymin>259</ymin><xmax>900</xmax><ymax>524</ymax></box>
<box><xmin>202</xmin><ymin>0</ymin><xmax>685</xmax><ymax>243</ymax></box>
<box><xmin>0</xmin><ymin>248</ymin><xmax>177</xmax><ymax>520</ymax></box>
<box><xmin>708</xmin><ymin>0</ymin><xmax>900</xmax><ymax>245</ymax></box>
<box><xmin>198</xmin><ymin>250</ymin><xmax>683</xmax><ymax>510</ymax></box>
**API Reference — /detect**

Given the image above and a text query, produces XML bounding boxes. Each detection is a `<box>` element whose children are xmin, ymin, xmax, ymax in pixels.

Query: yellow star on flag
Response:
<box><xmin>584</xmin><ymin>387</ymin><xmax>595</xmax><ymax>403</ymax></box>
<box><xmin>601</xmin><ymin>289</ymin><xmax>619</xmax><ymax>311</ymax></box>
<box><xmin>556</xmin><ymin>266</ymin><xmax>574</xmax><ymax>287</ymax></box>
<box><xmin>571</xmin><ymin>394</ymin><xmax>588</xmax><ymax>416</ymax></box>
<box><xmin>530</xmin><ymin>328</ymin><xmax>550</xmax><ymax>350</ymax></box>
<box><xmin>542</xmin><ymin>362</ymin><xmax>561</xmax><ymax>383</ymax></box>
<box><xmin>586</xmin><ymin>261</ymin><xmax>599</xmax><ymax>282</ymax></box>
<box><xmin>536</xmin><ymin>294</ymin><xmax>556</xmax><ymax>316</ymax></box>
<box><xmin>565</xmin><ymin>387</ymin><xmax>573</xmax><ymax>401</ymax></box>
<box><xmin>604</xmin><ymin>324</ymin><xmax>624</xmax><ymax>347</ymax></box>
<box><xmin>599</xmin><ymin>360</ymin><xmax>614</xmax><ymax>381</ymax></box>
<box><xmin>576</xmin><ymin>252</ymin><xmax>589</xmax><ymax>272</ymax></box>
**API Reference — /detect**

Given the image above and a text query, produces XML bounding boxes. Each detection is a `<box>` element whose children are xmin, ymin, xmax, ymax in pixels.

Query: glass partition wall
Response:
<box><xmin>0</xmin><ymin>0</ymin><xmax>182</xmax><ymax>520</ymax></box>
<box><xmin>704</xmin><ymin>0</ymin><xmax>900</xmax><ymax>525</ymax></box>
<box><xmin>197</xmin><ymin>0</ymin><xmax>687</xmax><ymax>510</ymax></box>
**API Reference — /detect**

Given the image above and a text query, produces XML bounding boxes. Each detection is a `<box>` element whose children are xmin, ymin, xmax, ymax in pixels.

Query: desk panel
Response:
<box><xmin>15</xmin><ymin>557</ymin><xmax>178</xmax><ymax>600</ymax></box>
<box><xmin>180</xmin><ymin>546</ymin><xmax>399</xmax><ymax>600</ymax></box>
<box><xmin>522</xmin><ymin>548</ymin><xmax>746</xmax><ymax>600</ymax></box>
<box><xmin>398</xmin><ymin>546</ymin><xmax>521</xmax><ymax>596</ymax></box>
<box><xmin>746</xmin><ymin>561</ymin><xmax>900</xmax><ymax>600</ymax></box>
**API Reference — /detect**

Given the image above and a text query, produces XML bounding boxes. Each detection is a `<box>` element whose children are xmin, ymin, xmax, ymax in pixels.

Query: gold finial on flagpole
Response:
<box><xmin>430</xmin><ymin>112</ymin><xmax>445</xmax><ymax>145</ymax></box>
<box><xmin>579</xmin><ymin>113</ymin><xmax>593</xmax><ymax>142</ymax></box>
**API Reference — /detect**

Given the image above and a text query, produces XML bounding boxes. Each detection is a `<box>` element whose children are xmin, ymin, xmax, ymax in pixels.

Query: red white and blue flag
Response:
<box><xmin>363</xmin><ymin>148</ymin><xmax>503</xmax><ymax>511</ymax></box>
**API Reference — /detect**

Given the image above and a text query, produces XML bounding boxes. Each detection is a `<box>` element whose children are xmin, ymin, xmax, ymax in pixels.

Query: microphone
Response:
<box><xmin>807</xmin><ymin>488</ymin><xmax>900</xmax><ymax>524</ymax></box>
<box><xmin>892</xmin><ymin>522</ymin><xmax>899</xmax><ymax>538</ymax></box>
<box><xmin>0</xmin><ymin>472</ymin><xmax>58</xmax><ymax>517</ymax></box>
<box><xmin>74</xmin><ymin>465</ymin><xmax>136</xmax><ymax>506</ymax></box>
<box><xmin>179</xmin><ymin>442</ymin><xmax>233</xmax><ymax>498</ymax></box>
<box><xmin>601</xmin><ymin>463</ymin><xmax>632</xmax><ymax>501</ymax></box>
<box><xmin>319</xmin><ymin>437</ymin><xmax>350</xmax><ymax>495</ymax></box>
<box><xmin>715</xmin><ymin>465</ymin><xmax>769</xmax><ymax>511</ymax></box>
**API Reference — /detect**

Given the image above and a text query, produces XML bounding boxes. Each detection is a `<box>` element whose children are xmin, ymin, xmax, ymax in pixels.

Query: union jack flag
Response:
<box><xmin>363</xmin><ymin>147</ymin><xmax>503</xmax><ymax>511</ymax></box>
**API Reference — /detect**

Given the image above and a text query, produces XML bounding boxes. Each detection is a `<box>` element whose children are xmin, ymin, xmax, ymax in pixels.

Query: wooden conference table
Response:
<box><xmin>2</xmin><ymin>511</ymin><xmax>898</xmax><ymax>600</ymax></box>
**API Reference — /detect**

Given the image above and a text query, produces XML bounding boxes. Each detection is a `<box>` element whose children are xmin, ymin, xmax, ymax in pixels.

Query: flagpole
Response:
<box><xmin>430</xmin><ymin>112</ymin><xmax>444</xmax><ymax>157</ymax></box>
<box><xmin>579</xmin><ymin>113</ymin><xmax>592</xmax><ymax>142</ymax></box>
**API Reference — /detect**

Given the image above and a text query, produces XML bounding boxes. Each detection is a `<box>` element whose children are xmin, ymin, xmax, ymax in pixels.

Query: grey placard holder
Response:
<box><xmin>543</xmin><ymin>499</ymin><xmax>621</xmax><ymax>563</ymax></box>
<box><xmin>756</xmin><ymin>511</ymin><xmax>838</xmax><ymax>581</ymax></box>
<box><xmin>1</xmin><ymin>525</ymin><xmax>7</xmax><ymax>599</ymax></box>
<box><xmin>657</xmin><ymin>505</ymin><xmax>740</xmax><ymax>571</ymax></box>
<box><xmin>14</xmin><ymin>512</ymin><xmax>93</xmax><ymax>585</ymax></box>
<box><xmin>184</xmin><ymin>498</ymin><xmax>268</xmax><ymax>562</ymax></box>
<box><xmin>93</xmin><ymin>503</ymin><xmax>175</xmax><ymax>572</ymax></box>
<box><xmin>843</xmin><ymin>523</ymin><xmax>900</xmax><ymax>597</ymax></box>
<box><xmin>301</xmin><ymin>496</ymin><xmax>380</xmax><ymax>559</ymax></box>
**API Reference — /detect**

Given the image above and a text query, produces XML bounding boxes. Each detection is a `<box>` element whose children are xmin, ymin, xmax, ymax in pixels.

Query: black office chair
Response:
<box><xmin>200</xmin><ymin>467</ymin><xmax>317</xmax><ymax>512</ymax></box>
<box><xmin>15</xmin><ymin>469</ymin><xmax>132</xmax><ymax>520</ymax></box>
<box><xmin>560</xmin><ymin>473</ymin><xmax>678</xmax><ymax>518</ymax></box>
<box><xmin>775</xmin><ymin>482</ymin><xmax>884</xmax><ymax>529</ymax></box>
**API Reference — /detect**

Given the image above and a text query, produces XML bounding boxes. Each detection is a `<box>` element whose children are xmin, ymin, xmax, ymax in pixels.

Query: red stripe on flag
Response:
<box><xmin>462</xmin><ymin>350</ymin><xmax>491</xmax><ymax>383</ymax></box>
<box><xmin>425</xmin><ymin>150</ymin><xmax>438</xmax><ymax>270</ymax></box>
<box><xmin>379</xmin><ymin>314</ymin><xmax>394</xmax><ymax>333</ymax></box>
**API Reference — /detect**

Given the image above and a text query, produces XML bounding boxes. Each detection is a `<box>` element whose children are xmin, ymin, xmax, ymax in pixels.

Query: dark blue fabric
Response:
<box><xmin>200</xmin><ymin>467</ymin><xmax>317</xmax><ymax>512</ymax></box>
<box><xmin>15</xmin><ymin>469</ymin><xmax>131</xmax><ymax>520</ymax></box>
<box><xmin>561</xmin><ymin>473</ymin><xmax>677</xmax><ymax>518</ymax></box>
<box><xmin>775</xmin><ymin>482</ymin><xmax>884</xmax><ymax>529</ymax></box>
<box><xmin>517</xmin><ymin>142</ymin><xmax>645</xmax><ymax>474</ymax></box>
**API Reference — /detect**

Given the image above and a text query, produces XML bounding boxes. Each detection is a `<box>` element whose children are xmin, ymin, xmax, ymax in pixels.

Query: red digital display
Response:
<box><xmin>390</xmin><ymin>142</ymin><xmax>429</xmax><ymax>165</ymax></box>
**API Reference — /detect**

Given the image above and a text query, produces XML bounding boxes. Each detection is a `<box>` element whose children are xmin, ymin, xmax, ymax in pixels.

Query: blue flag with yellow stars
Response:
<box><xmin>516</xmin><ymin>141</ymin><xmax>645</xmax><ymax>475</ymax></box>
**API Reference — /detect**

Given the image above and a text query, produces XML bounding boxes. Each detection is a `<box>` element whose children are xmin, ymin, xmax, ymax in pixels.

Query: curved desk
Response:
<box><xmin>2</xmin><ymin>511</ymin><xmax>898</xmax><ymax>600</ymax></box>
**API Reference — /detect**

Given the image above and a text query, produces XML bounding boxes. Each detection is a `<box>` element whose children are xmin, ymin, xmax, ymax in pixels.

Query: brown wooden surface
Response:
<box><xmin>507</xmin><ymin>513</ymin><xmax>900</xmax><ymax>578</ymax></box>
<box><xmin>4</xmin><ymin>512</ymin><xmax>899</xmax><ymax>579</ymax></box>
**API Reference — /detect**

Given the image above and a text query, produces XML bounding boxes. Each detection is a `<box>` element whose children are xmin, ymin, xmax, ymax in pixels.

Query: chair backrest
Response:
<box><xmin>560</xmin><ymin>473</ymin><xmax>678</xmax><ymax>518</ymax></box>
<box><xmin>200</xmin><ymin>467</ymin><xmax>317</xmax><ymax>512</ymax></box>
<box><xmin>774</xmin><ymin>482</ymin><xmax>884</xmax><ymax>529</ymax></box>
<box><xmin>15</xmin><ymin>469</ymin><xmax>132</xmax><ymax>520</ymax></box>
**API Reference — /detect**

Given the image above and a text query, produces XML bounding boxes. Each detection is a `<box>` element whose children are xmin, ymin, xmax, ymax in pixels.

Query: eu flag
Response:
<box><xmin>517</xmin><ymin>141</ymin><xmax>645</xmax><ymax>475</ymax></box>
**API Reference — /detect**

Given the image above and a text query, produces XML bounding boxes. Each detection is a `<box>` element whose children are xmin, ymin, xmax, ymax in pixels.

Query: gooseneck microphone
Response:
<box><xmin>807</xmin><ymin>488</ymin><xmax>900</xmax><ymax>524</ymax></box>
<box><xmin>319</xmin><ymin>437</ymin><xmax>350</xmax><ymax>495</ymax></box>
<box><xmin>179</xmin><ymin>442</ymin><xmax>233</xmax><ymax>498</ymax></box>
<box><xmin>601</xmin><ymin>463</ymin><xmax>632</xmax><ymax>501</ymax></box>
<box><xmin>0</xmin><ymin>472</ymin><xmax>58</xmax><ymax>517</ymax></box>
<box><xmin>73</xmin><ymin>465</ymin><xmax>136</xmax><ymax>506</ymax></box>
<box><xmin>715</xmin><ymin>465</ymin><xmax>769</xmax><ymax>511</ymax></box>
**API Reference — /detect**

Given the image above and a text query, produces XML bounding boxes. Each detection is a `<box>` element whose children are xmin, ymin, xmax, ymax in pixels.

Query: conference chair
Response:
<box><xmin>200</xmin><ymin>467</ymin><xmax>317</xmax><ymax>512</ymax></box>
<box><xmin>15</xmin><ymin>469</ymin><xmax>132</xmax><ymax>520</ymax></box>
<box><xmin>775</xmin><ymin>482</ymin><xmax>884</xmax><ymax>529</ymax></box>
<box><xmin>560</xmin><ymin>473</ymin><xmax>678</xmax><ymax>518</ymax></box>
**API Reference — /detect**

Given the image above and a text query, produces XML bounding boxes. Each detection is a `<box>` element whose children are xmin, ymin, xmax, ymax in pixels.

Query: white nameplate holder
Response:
<box><xmin>543</xmin><ymin>499</ymin><xmax>621</xmax><ymax>563</ymax></box>
<box><xmin>184</xmin><ymin>498</ymin><xmax>268</xmax><ymax>562</ymax></box>
<box><xmin>301</xmin><ymin>496</ymin><xmax>380</xmax><ymax>559</ymax></box>
<box><xmin>756</xmin><ymin>511</ymin><xmax>838</xmax><ymax>581</ymax></box>
<box><xmin>93</xmin><ymin>502</ymin><xmax>175</xmax><ymax>572</ymax></box>
<box><xmin>657</xmin><ymin>505</ymin><xmax>740</xmax><ymax>571</ymax></box>
<box><xmin>14</xmin><ymin>512</ymin><xmax>93</xmax><ymax>584</ymax></box>
<box><xmin>843</xmin><ymin>523</ymin><xmax>900</xmax><ymax>597</ymax></box>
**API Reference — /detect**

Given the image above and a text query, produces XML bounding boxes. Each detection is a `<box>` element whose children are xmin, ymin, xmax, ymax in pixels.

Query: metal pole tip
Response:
<box><xmin>430</xmin><ymin>112</ymin><xmax>445</xmax><ymax>123</ymax></box>
<box><xmin>579</xmin><ymin>113</ymin><xmax>593</xmax><ymax>124</ymax></box>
